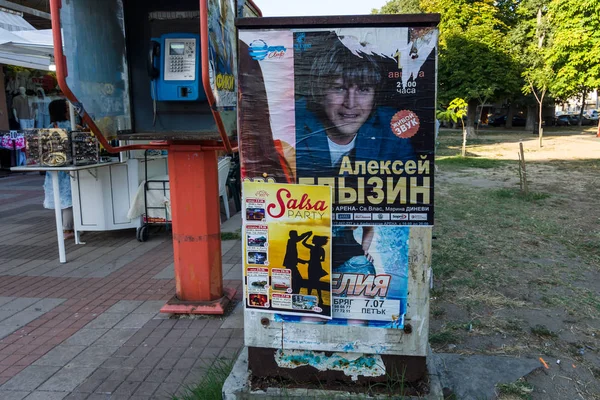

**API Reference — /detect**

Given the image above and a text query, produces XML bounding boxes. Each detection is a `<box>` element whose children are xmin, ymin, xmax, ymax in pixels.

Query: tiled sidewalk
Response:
<box><xmin>0</xmin><ymin>173</ymin><xmax>243</xmax><ymax>399</ymax></box>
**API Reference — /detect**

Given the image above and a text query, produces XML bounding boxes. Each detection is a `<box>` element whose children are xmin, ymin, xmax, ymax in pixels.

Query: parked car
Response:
<box><xmin>489</xmin><ymin>115</ymin><xmax>527</xmax><ymax>127</ymax></box>
<box><xmin>554</xmin><ymin>115</ymin><xmax>571</xmax><ymax>126</ymax></box>
<box><xmin>568</xmin><ymin>115</ymin><xmax>596</xmax><ymax>126</ymax></box>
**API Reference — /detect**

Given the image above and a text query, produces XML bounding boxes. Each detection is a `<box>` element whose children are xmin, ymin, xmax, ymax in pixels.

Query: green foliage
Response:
<box><xmin>437</xmin><ymin>97</ymin><xmax>468</xmax><ymax>123</ymax></box>
<box><xmin>547</xmin><ymin>0</ymin><xmax>600</xmax><ymax>100</ymax></box>
<box><xmin>422</xmin><ymin>0</ymin><xmax>521</xmax><ymax>104</ymax></box>
<box><xmin>492</xmin><ymin>188</ymin><xmax>550</xmax><ymax>201</ymax></box>
<box><xmin>496</xmin><ymin>379</ymin><xmax>534</xmax><ymax>399</ymax></box>
<box><xmin>437</xmin><ymin>156</ymin><xmax>507</xmax><ymax>169</ymax></box>
<box><xmin>372</xmin><ymin>0</ymin><xmax>421</xmax><ymax>14</ymax></box>
<box><xmin>221</xmin><ymin>231</ymin><xmax>241</xmax><ymax>241</ymax></box>
<box><xmin>173</xmin><ymin>357</ymin><xmax>236</xmax><ymax>400</ymax></box>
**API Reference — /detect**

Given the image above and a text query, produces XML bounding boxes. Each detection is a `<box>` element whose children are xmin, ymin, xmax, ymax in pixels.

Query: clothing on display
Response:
<box><xmin>33</xmin><ymin>89</ymin><xmax>51</xmax><ymax>128</ymax></box>
<box><xmin>12</xmin><ymin>92</ymin><xmax>32</xmax><ymax>120</ymax></box>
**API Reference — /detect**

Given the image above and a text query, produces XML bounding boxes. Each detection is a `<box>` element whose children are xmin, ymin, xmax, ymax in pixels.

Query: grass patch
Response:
<box><xmin>492</xmin><ymin>188</ymin><xmax>550</xmax><ymax>201</ymax></box>
<box><xmin>496</xmin><ymin>379</ymin><xmax>534</xmax><ymax>400</ymax></box>
<box><xmin>429</xmin><ymin>330</ymin><xmax>459</xmax><ymax>345</ymax></box>
<box><xmin>436</xmin><ymin>156</ymin><xmax>508</xmax><ymax>169</ymax></box>
<box><xmin>458</xmin><ymin>291</ymin><xmax>527</xmax><ymax>309</ymax></box>
<box><xmin>221</xmin><ymin>231</ymin><xmax>241</xmax><ymax>241</ymax></box>
<box><xmin>530</xmin><ymin>324</ymin><xmax>558</xmax><ymax>338</ymax></box>
<box><xmin>173</xmin><ymin>357</ymin><xmax>236</xmax><ymax>400</ymax></box>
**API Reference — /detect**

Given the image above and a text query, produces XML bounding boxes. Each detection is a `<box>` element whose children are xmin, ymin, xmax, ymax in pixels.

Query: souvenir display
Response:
<box><xmin>72</xmin><ymin>131</ymin><xmax>99</xmax><ymax>166</ymax></box>
<box><xmin>38</xmin><ymin>128</ymin><xmax>72</xmax><ymax>167</ymax></box>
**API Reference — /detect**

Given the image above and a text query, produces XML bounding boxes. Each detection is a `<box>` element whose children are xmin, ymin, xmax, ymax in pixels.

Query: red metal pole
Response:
<box><xmin>159</xmin><ymin>145</ymin><xmax>235</xmax><ymax>314</ymax></box>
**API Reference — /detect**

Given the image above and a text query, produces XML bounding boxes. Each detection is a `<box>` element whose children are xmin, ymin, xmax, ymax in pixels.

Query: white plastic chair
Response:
<box><xmin>218</xmin><ymin>157</ymin><xmax>232</xmax><ymax>220</ymax></box>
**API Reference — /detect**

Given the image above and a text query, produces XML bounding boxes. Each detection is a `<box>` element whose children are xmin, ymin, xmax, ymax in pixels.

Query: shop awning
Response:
<box><xmin>0</xmin><ymin>28</ymin><xmax>53</xmax><ymax>70</ymax></box>
<box><xmin>0</xmin><ymin>10</ymin><xmax>35</xmax><ymax>32</ymax></box>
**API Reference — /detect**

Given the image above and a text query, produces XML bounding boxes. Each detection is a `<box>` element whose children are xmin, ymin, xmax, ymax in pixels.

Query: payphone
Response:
<box><xmin>148</xmin><ymin>33</ymin><xmax>207</xmax><ymax>102</ymax></box>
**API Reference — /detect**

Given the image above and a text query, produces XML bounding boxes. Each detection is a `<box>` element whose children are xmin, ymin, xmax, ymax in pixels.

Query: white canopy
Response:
<box><xmin>0</xmin><ymin>28</ymin><xmax>53</xmax><ymax>70</ymax></box>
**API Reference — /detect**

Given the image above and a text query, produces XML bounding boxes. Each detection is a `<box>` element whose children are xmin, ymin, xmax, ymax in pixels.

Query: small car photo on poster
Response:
<box><xmin>247</xmin><ymin>251</ymin><xmax>268</xmax><ymax>265</ymax></box>
<box><xmin>248</xmin><ymin>294</ymin><xmax>269</xmax><ymax>307</ymax></box>
<box><xmin>247</xmin><ymin>234</ymin><xmax>268</xmax><ymax>247</ymax></box>
<box><xmin>246</xmin><ymin>208</ymin><xmax>265</xmax><ymax>221</ymax></box>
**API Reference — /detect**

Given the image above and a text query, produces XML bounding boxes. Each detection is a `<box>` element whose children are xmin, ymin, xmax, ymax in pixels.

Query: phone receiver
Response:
<box><xmin>147</xmin><ymin>40</ymin><xmax>160</xmax><ymax>79</ymax></box>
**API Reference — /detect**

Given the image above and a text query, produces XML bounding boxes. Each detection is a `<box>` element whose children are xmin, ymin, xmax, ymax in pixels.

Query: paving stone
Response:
<box><xmin>0</xmin><ymin>297</ymin><xmax>16</xmax><ymax>307</ymax></box>
<box><xmin>85</xmin><ymin>367</ymin><xmax>113</xmax><ymax>382</ymax></box>
<box><xmin>164</xmin><ymin>369</ymin><xmax>188</xmax><ymax>383</ymax></box>
<box><xmin>1</xmin><ymin>365</ymin><xmax>61</xmax><ymax>391</ymax></box>
<box><xmin>0</xmin><ymin>300</ymin><xmax>65</xmax><ymax>330</ymax></box>
<box><xmin>133</xmin><ymin>381</ymin><xmax>160</xmax><ymax>397</ymax></box>
<box><xmin>0</xmin><ymin>325</ymin><xmax>21</xmax><ymax>340</ymax></box>
<box><xmin>94</xmin><ymin>328</ymin><xmax>137</xmax><ymax>347</ymax></box>
<box><xmin>174</xmin><ymin>357</ymin><xmax>195</xmax><ymax>370</ymax></box>
<box><xmin>93</xmin><ymin>379</ymin><xmax>121</xmax><ymax>394</ymax></box>
<box><xmin>125</xmin><ymin>368</ymin><xmax>151</xmax><ymax>382</ymax></box>
<box><xmin>114</xmin><ymin>313</ymin><xmax>155</xmax><ymax>329</ymax></box>
<box><xmin>63</xmin><ymin>393</ymin><xmax>89</xmax><ymax>400</ymax></box>
<box><xmin>33</xmin><ymin>345</ymin><xmax>86</xmax><ymax>367</ymax></box>
<box><xmin>0</xmin><ymin>298</ymin><xmax>40</xmax><ymax>311</ymax></box>
<box><xmin>63</xmin><ymin>329</ymin><xmax>108</xmax><ymax>346</ymax></box>
<box><xmin>155</xmin><ymin>382</ymin><xmax>182</xmax><ymax>399</ymax></box>
<box><xmin>131</xmin><ymin>301</ymin><xmax>165</xmax><ymax>314</ymax></box>
<box><xmin>37</xmin><ymin>366</ymin><xmax>96</xmax><ymax>392</ymax></box>
<box><xmin>86</xmin><ymin>394</ymin><xmax>111</xmax><ymax>400</ymax></box>
<box><xmin>145</xmin><ymin>368</ymin><xmax>171</xmax><ymax>383</ymax></box>
<box><xmin>104</xmin><ymin>301</ymin><xmax>143</xmax><ymax>314</ymax></box>
<box><xmin>112</xmin><ymin>380</ymin><xmax>140</xmax><ymax>397</ymax></box>
<box><xmin>23</xmin><ymin>391</ymin><xmax>69</xmax><ymax>400</ymax></box>
<box><xmin>0</xmin><ymin>391</ymin><xmax>30</xmax><ymax>400</ymax></box>
<box><xmin>67</xmin><ymin>346</ymin><xmax>119</xmax><ymax>368</ymax></box>
<box><xmin>73</xmin><ymin>375</ymin><xmax>104</xmax><ymax>393</ymax></box>
<box><xmin>84</xmin><ymin>313</ymin><xmax>127</xmax><ymax>329</ymax></box>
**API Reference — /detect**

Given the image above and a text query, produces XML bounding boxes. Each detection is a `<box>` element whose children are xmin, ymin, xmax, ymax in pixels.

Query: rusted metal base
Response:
<box><xmin>160</xmin><ymin>287</ymin><xmax>236</xmax><ymax>315</ymax></box>
<box><xmin>248</xmin><ymin>346</ymin><xmax>427</xmax><ymax>384</ymax></box>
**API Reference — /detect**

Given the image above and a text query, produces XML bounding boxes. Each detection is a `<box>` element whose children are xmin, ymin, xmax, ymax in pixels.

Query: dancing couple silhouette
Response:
<box><xmin>283</xmin><ymin>230</ymin><xmax>329</xmax><ymax>304</ymax></box>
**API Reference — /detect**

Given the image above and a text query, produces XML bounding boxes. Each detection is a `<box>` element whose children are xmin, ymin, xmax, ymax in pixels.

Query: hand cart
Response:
<box><xmin>136</xmin><ymin>150</ymin><xmax>171</xmax><ymax>242</ymax></box>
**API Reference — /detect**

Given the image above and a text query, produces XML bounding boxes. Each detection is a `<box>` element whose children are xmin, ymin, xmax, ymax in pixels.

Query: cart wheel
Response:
<box><xmin>137</xmin><ymin>225</ymin><xmax>149</xmax><ymax>242</ymax></box>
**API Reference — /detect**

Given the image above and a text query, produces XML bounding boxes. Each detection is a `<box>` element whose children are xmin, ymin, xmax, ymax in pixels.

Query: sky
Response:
<box><xmin>252</xmin><ymin>0</ymin><xmax>390</xmax><ymax>17</ymax></box>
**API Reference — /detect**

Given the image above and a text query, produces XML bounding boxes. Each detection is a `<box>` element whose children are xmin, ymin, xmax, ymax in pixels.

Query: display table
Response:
<box><xmin>11</xmin><ymin>157</ymin><xmax>167</xmax><ymax>263</ymax></box>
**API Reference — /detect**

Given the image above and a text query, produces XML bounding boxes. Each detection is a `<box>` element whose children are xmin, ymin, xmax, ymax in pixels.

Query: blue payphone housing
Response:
<box><xmin>149</xmin><ymin>33</ymin><xmax>207</xmax><ymax>102</ymax></box>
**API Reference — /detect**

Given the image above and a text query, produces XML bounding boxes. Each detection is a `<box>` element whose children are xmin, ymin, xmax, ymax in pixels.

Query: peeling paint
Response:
<box><xmin>274</xmin><ymin>349</ymin><xmax>385</xmax><ymax>381</ymax></box>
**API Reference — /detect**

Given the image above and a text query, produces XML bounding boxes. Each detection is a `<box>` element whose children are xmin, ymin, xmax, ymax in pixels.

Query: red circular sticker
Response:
<box><xmin>391</xmin><ymin>110</ymin><xmax>420</xmax><ymax>138</ymax></box>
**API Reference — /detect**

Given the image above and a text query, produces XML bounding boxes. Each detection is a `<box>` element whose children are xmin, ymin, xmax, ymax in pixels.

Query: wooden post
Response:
<box><xmin>519</xmin><ymin>142</ymin><xmax>528</xmax><ymax>195</ymax></box>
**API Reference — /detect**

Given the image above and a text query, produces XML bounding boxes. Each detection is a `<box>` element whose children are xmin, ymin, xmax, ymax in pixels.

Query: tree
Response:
<box><xmin>547</xmin><ymin>0</ymin><xmax>600</xmax><ymax>123</ymax></box>
<box><xmin>511</xmin><ymin>0</ymin><xmax>552</xmax><ymax>146</ymax></box>
<box><xmin>437</xmin><ymin>98</ymin><xmax>468</xmax><ymax>156</ymax></box>
<box><xmin>421</xmin><ymin>0</ymin><xmax>521</xmax><ymax>137</ymax></box>
<box><xmin>372</xmin><ymin>0</ymin><xmax>422</xmax><ymax>14</ymax></box>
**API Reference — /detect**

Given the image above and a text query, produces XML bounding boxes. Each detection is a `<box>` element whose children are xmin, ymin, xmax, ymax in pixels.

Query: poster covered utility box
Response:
<box><xmin>237</xmin><ymin>14</ymin><xmax>438</xmax><ymax>383</ymax></box>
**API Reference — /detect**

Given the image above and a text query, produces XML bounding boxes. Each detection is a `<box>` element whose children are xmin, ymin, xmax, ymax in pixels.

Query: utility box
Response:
<box><xmin>52</xmin><ymin>0</ymin><xmax>260</xmax><ymax>141</ymax></box>
<box><xmin>237</xmin><ymin>14</ymin><xmax>438</xmax><ymax>390</ymax></box>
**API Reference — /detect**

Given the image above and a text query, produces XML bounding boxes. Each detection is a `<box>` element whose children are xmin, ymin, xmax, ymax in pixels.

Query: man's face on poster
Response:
<box><xmin>323</xmin><ymin>78</ymin><xmax>375</xmax><ymax>140</ymax></box>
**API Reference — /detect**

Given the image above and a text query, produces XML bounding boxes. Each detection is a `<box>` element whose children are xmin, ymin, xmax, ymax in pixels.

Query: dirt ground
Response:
<box><xmin>432</xmin><ymin>128</ymin><xmax>600</xmax><ymax>400</ymax></box>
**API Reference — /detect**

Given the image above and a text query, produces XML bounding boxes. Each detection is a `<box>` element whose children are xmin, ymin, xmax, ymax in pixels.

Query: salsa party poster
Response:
<box><xmin>242</xmin><ymin>181</ymin><xmax>333</xmax><ymax>319</ymax></box>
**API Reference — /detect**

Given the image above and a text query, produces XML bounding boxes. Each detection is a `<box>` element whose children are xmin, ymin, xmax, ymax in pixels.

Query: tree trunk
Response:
<box><xmin>538</xmin><ymin>90</ymin><xmax>545</xmax><ymax>148</ymax></box>
<box><xmin>506</xmin><ymin>102</ymin><xmax>514</xmax><ymax>129</ymax></box>
<box><xmin>461</xmin><ymin>121</ymin><xmax>467</xmax><ymax>157</ymax></box>
<box><xmin>579</xmin><ymin>89</ymin><xmax>587</xmax><ymax>126</ymax></box>
<box><xmin>526</xmin><ymin>105</ymin><xmax>535</xmax><ymax>132</ymax></box>
<box><xmin>466</xmin><ymin>99</ymin><xmax>477</xmax><ymax>137</ymax></box>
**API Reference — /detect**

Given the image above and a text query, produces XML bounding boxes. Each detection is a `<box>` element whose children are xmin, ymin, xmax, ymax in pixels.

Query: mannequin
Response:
<box><xmin>12</xmin><ymin>87</ymin><xmax>34</xmax><ymax>130</ymax></box>
<box><xmin>33</xmin><ymin>88</ymin><xmax>51</xmax><ymax>128</ymax></box>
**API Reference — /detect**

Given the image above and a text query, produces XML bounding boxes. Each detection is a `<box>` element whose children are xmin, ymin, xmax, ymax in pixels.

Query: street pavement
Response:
<box><xmin>0</xmin><ymin>172</ymin><xmax>243</xmax><ymax>399</ymax></box>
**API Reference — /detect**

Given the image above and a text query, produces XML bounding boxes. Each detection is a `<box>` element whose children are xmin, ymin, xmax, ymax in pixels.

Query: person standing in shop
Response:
<box><xmin>42</xmin><ymin>99</ymin><xmax>74</xmax><ymax>240</ymax></box>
